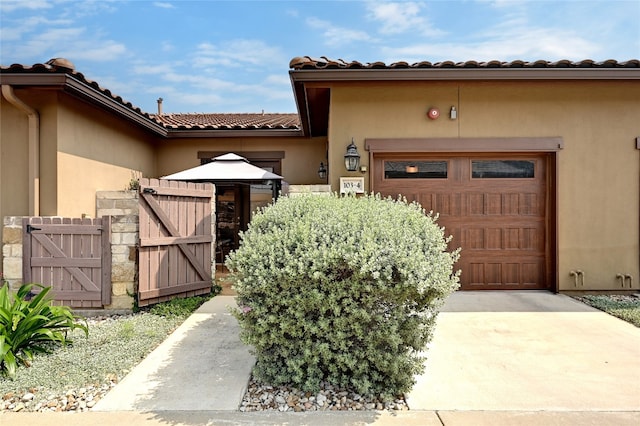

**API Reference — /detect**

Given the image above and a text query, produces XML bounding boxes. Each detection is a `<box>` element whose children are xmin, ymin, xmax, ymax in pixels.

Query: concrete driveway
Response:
<box><xmin>406</xmin><ymin>291</ymin><xmax>640</xmax><ymax>412</ymax></box>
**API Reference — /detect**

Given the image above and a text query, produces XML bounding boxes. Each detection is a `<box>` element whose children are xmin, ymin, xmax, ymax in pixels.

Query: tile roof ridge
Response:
<box><xmin>289</xmin><ymin>56</ymin><xmax>640</xmax><ymax>70</ymax></box>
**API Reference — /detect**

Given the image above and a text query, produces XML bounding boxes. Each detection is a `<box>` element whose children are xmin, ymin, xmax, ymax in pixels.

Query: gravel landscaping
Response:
<box><xmin>2</xmin><ymin>293</ymin><xmax>638</xmax><ymax>413</ymax></box>
<box><xmin>1</xmin><ymin>312</ymin><xmax>184</xmax><ymax>412</ymax></box>
<box><xmin>241</xmin><ymin>376</ymin><xmax>408</xmax><ymax>412</ymax></box>
<box><xmin>573</xmin><ymin>294</ymin><xmax>640</xmax><ymax>327</ymax></box>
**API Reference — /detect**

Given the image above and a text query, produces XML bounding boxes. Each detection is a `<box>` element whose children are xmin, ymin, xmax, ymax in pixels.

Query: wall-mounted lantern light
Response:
<box><xmin>344</xmin><ymin>138</ymin><xmax>360</xmax><ymax>172</ymax></box>
<box><xmin>318</xmin><ymin>162</ymin><xmax>327</xmax><ymax>179</ymax></box>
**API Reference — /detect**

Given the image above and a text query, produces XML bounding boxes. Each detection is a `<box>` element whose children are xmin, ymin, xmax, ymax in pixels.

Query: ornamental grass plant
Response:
<box><xmin>227</xmin><ymin>193</ymin><xmax>460</xmax><ymax>398</ymax></box>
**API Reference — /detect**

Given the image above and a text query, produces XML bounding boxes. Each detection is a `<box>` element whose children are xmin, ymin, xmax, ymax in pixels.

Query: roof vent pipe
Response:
<box><xmin>157</xmin><ymin>98</ymin><xmax>163</xmax><ymax>115</ymax></box>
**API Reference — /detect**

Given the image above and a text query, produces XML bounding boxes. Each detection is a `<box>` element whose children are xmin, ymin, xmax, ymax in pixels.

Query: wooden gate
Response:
<box><xmin>138</xmin><ymin>178</ymin><xmax>213</xmax><ymax>306</ymax></box>
<box><xmin>23</xmin><ymin>216</ymin><xmax>112</xmax><ymax>308</ymax></box>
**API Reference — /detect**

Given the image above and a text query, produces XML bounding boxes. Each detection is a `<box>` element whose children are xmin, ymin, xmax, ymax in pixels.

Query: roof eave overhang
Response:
<box><xmin>1</xmin><ymin>73</ymin><xmax>168</xmax><ymax>136</ymax></box>
<box><xmin>290</xmin><ymin>73</ymin><xmax>312</xmax><ymax>137</ymax></box>
<box><xmin>289</xmin><ymin>67</ymin><xmax>640</xmax><ymax>82</ymax></box>
<box><xmin>165</xmin><ymin>128</ymin><xmax>304</xmax><ymax>138</ymax></box>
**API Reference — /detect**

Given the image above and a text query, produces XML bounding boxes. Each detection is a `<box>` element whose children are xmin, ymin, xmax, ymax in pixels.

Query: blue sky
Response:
<box><xmin>1</xmin><ymin>1</ymin><xmax>639</xmax><ymax>114</ymax></box>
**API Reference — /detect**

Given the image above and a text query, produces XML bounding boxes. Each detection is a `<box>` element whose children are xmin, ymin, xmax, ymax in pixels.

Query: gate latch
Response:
<box><xmin>26</xmin><ymin>224</ymin><xmax>42</xmax><ymax>233</ymax></box>
<box><xmin>142</xmin><ymin>187</ymin><xmax>157</xmax><ymax>194</ymax></box>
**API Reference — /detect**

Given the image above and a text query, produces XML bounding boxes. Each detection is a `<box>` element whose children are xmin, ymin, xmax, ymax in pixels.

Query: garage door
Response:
<box><xmin>374</xmin><ymin>153</ymin><xmax>550</xmax><ymax>290</ymax></box>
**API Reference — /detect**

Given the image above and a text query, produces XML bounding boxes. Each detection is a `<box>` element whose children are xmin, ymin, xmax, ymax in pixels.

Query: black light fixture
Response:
<box><xmin>318</xmin><ymin>162</ymin><xmax>327</xmax><ymax>179</ymax></box>
<box><xmin>344</xmin><ymin>138</ymin><xmax>360</xmax><ymax>172</ymax></box>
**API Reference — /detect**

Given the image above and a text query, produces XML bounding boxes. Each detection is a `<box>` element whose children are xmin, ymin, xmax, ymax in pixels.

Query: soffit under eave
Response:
<box><xmin>290</xmin><ymin>77</ymin><xmax>330</xmax><ymax>138</ymax></box>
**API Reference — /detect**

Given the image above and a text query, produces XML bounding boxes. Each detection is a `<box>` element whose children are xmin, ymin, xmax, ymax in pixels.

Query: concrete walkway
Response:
<box><xmin>5</xmin><ymin>291</ymin><xmax>640</xmax><ymax>425</ymax></box>
<box><xmin>94</xmin><ymin>295</ymin><xmax>254</xmax><ymax>411</ymax></box>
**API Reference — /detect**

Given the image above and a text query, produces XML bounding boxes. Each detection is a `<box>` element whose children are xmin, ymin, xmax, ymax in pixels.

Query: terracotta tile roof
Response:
<box><xmin>151</xmin><ymin>113</ymin><xmax>300</xmax><ymax>130</ymax></box>
<box><xmin>1</xmin><ymin>59</ymin><xmax>155</xmax><ymax>119</ymax></box>
<box><xmin>1</xmin><ymin>59</ymin><xmax>300</xmax><ymax>131</ymax></box>
<box><xmin>289</xmin><ymin>56</ymin><xmax>640</xmax><ymax>70</ymax></box>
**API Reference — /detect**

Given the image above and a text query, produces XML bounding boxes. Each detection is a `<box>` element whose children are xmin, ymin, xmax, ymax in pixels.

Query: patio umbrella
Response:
<box><xmin>161</xmin><ymin>152</ymin><xmax>283</xmax><ymax>182</ymax></box>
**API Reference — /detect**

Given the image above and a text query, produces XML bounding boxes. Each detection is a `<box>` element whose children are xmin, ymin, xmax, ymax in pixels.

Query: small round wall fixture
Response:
<box><xmin>427</xmin><ymin>107</ymin><xmax>440</xmax><ymax>120</ymax></box>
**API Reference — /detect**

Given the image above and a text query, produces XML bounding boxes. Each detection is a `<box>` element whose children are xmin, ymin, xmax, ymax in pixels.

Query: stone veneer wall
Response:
<box><xmin>287</xmin><ymin>185</ymin><xmax>332</xmax><ymax>197</ymax></box>
<box><xmin>96</xmin><ymin>191</ymin><xmax>139</xmax><ymax>310</ymax></box>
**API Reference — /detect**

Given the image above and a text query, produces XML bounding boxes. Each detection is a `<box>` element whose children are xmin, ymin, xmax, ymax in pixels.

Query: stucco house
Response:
<box><xmin>1</xmin><ymin>56</ymin><xmax>639</xmax><ymax>294</ymax></box>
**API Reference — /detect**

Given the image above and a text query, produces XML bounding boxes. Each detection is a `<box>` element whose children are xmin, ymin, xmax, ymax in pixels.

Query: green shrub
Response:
<box><xmin>0</xmin><ymin>283</ymin><xmax>88</xmax><ymax>379</ymax></box>
<box><xmin>226</xmin><ymin>193</ymin><xmax>459</xmax><ymax>398</ymax></box>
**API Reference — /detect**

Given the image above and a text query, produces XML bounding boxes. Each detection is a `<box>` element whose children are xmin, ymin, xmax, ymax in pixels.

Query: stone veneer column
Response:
<box><xmin>2</xmin><ymin>216</ymin><xmax>24</xmax><ymax>290</ymax></box>
<box><xmin>97</xmin><ymin>190</ymin><xmax>139</xmax><ymax>310</ymax></box>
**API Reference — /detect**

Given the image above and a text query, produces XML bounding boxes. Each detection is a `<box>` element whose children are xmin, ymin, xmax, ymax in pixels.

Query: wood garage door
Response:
<box><xmin>374</xmin><ymin>153</ymin><xmax>551</xmax><ymax>290</ymax></box>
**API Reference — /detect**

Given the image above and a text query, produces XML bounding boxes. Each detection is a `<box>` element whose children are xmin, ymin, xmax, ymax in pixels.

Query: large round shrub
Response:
<box><xmin>226</xmin><ymin>193</ymin><xmax>459</xmax><ymax>398</ymax></box>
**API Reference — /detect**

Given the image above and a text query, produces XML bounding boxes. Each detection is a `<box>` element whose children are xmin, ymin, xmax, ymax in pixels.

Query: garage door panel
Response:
<box><xmin>465</xmin><ymin>192</ymin><xmax>543</xmax><ymax>216</ymax></box>
<box><xmin>435</xmin><ymin>193</ymin><xmax>463</xmax><ymax>216</ymax></box>
<box><xmin>417</xmin><ymin>193</ymin><xmax>434</xmax><ymax>212</ymax></box>
<box><xmin>486</xmin><ymin>228</ymin><xmax>502</xmax><ymax>249</ymax></box>
<box><xmin>469</xmin><ymin>193</ymin><xmax>485</xmax><ymax>215</ymax></box>
<box><xmin>520</xmin><ymin>193</ymin><xmax>541</xmax><ymax>215</ymax></box>
<box><xmin>463</xmin><ymin>259</ymin><xmax>544</xmax><ymax>290</ymax></box>
<box><xmin>504</xmin><ymin>228</ymin><xmax>520</xmax><ymax>249</ymax></box>
<box><xmin>486</xmin><ymin>193</ymin><xmax>502</xmax><ymax>215</ymax></box>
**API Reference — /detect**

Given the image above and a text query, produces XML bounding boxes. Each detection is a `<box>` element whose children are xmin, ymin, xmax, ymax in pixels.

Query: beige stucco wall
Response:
<box><xmin>55</xmin><ymin>95</ymin><xmax>157</xmax><ymax>216</ymax></box>
<box><xmin>327</xmin><ymin>80</ymin><xmax>640</xmax><ymax>291</ymax></box>
<box><xmin>1</xmin><ymin>89</ymin><xmax>157</xmax><ymax>219</ymax></box>
<box><xmin>155</xmin><ymin>136</ymin><xmax>327</xmax><ymax>185</ymax></box>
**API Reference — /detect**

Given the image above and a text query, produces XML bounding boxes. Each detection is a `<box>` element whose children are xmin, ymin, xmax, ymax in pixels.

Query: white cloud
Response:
<box><xmin>193</xmin><ymin>40</ymin><xmax>285</xmax><ymax>68</ymax></box>
<box><xmin>307</xmin><ymin>17</ymin><xmax>373</xmax><ymax>47</ymax></box>
<box><xmin>133</xmin><ymin>64</ymin><xmax>171</xmax><ymax>75</ymax></box>
<box><xmin>264</xmin><ymin>73</ymin><xmax>291</xmax><ymax>86</ymax></box>
<box><xmin>366</xmin><ymin>2</ymin><xmax>421</xmax><ymax>34</ymax></box>
<box><xmin>383</xmin><ymin>27</ymin><xmax>598</xmax><ymax>63</ymax></box>
<box><xmin>0</xmin><ymin>0</ymin><xmax>52</xmax><ymax>13</ymax></box>
<box><xmin>161</xmin><ymin>41</ymin><xmax>174</xmax><ymax>52</ymax></box>
<box><xmin>68</xmin><ymin>40</ymin><xmax>127</xmax><ymax>61</ymax></box>
<box><xmin>153</xmin><ymin>2</ymin><xmax>175</xmax><ymax>9</ymax></box>
<box><xmin>366</xmin><ymin>1</ymin><xmax>445</xmax><ymax>37</ymax></box>
<box><xmin>16</xmin><ymin>27</ymin><xmax>127</xmax><ymax>61</ymax></box>
<box><xmin>0</xmin><ymin>15</ymin><xmax>74</xmax><ymax>42</ymax></box>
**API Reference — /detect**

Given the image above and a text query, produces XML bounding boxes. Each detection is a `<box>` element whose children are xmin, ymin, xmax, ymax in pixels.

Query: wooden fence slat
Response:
<box><xmin>30</xmin><ymin>258</ymin><xmax>101</xmax><ymax>267</ymax></box>
<box><xmin>139</xmin><ymin>235</ymin><xmax>212</xmax><ymax>247</ymax></box>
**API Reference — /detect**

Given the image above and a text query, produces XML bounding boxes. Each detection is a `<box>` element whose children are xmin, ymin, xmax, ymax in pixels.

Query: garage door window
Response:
<box><xmin>384</xmin><ymin>161</ymin><xmax>447</xmax><ymax>179</ymax></box>
<box><xmin>472</xmin><ymin>160</ymin><xmax>535</xmax><ymax>178</ymax></box>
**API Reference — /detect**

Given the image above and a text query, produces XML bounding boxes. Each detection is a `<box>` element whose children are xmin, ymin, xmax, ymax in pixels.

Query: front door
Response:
<box><xmin>216</xmin><ymin>184</ymin><xmax>250</xmax><ymax>263</ymax></box>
